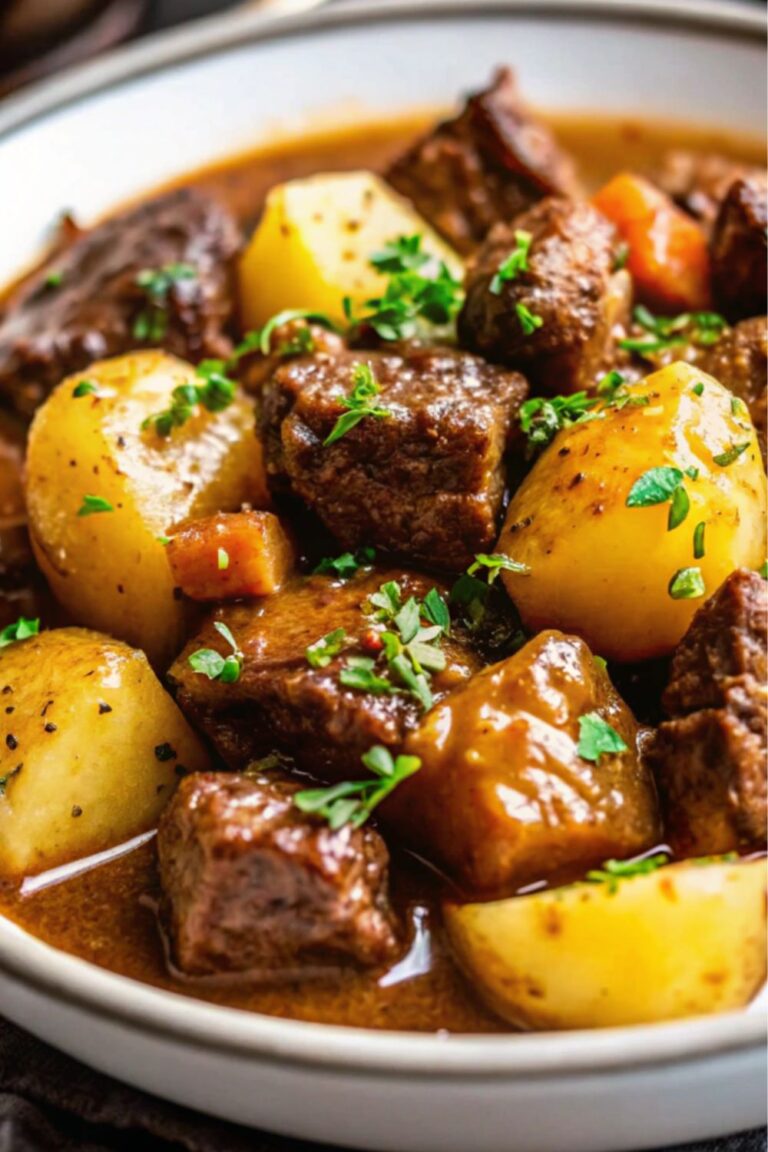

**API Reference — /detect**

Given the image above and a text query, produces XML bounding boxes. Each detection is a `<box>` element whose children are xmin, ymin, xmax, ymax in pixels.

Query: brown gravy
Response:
<box><xmin>0</xmin><ymin>111</ymin><xmax>764</xmax><ymax>1032</ymax></box>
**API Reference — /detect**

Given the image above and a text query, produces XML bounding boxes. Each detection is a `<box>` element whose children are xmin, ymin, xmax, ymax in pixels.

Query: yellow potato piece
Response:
<box><xmin>499</xmin><ymin>361</ymin><xmax>766</xmax><ymax>662</ymax></box>
<box><xmin>0</xmin><ymin>628</ymin><xmax>209</xmax><ymax>877</ymax></box>
<box><xmin>239</xmin><ymin>170</ymin><xmax>463</xmax><ymax>329</ymax></box>
<box><xmin>26</xmin><ymin>351</ymin><xmax>264</xmax><ymax>668</ymax></box>
<box><xmin>444</xmin><ymin>857</ymin><xmax>767</xmax><ymax>1030</ymax></box>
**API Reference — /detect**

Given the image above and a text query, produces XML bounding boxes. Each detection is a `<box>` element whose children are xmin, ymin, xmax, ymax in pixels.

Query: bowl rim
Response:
<box><xmin>0</xmin><ymin>0</ymin><xmax>765</xmax><ymax>1079</ymax></box>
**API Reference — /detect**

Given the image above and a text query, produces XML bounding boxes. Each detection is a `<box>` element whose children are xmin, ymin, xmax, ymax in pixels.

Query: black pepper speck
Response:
<box><xmin>98</xmin><ymin>702</ymin><xmax>112</xmax><ymax>715</ymax></box>
<box><xmin>5</xmin><ymin>734</ymin><xmax>17</xmax><ymax>751</ymax></box>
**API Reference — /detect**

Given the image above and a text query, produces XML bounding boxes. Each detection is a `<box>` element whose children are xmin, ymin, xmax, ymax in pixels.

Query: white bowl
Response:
<box><xmin>0</xmin><ymin>3</ymin><xmax>765</xmax><ymax>1150</ymax></box>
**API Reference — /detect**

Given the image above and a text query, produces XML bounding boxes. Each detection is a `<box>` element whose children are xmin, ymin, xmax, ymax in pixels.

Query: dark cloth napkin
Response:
<box><xmin>0</xmin><ymin>1017</ymin><xmax>764</xmax><ymax>1152</ymax></box>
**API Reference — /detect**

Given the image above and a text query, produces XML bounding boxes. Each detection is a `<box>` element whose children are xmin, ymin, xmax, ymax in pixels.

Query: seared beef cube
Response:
<box><xmin>384</xmin><ymin>631</ymin><xmax>660</xmax><ymax>897</ymax></box>
<box><xmin>701</xmin><ymin>317</ymin><xmax>767</xmax><ymax>463</ymax></box>
<box><xmin>169</xmin><ymin>568</ymin><xmax>480</xmax><ymax>777</ymax></box>
<box><xmin>387</xmin><ymin>68</ymin><xmax>579</xmax><ymax>255</ymax></box>
<box><xmin>647</xmin><ymin>569</ymin><xmax>768</xmax><ymax>856</ymax></box>
<box><xmin>0</xmin><ymin>189</ymin><xmax>241</xmax><ymax>418</ymax></box>
<box><xmin>459</xmin><ymin>198</ymin><xmax>630</xmax><ymax>395</ymax></box>
<box><xmin>653</xmin><ymin>150</ymin><xmax>764</xmax><ymax>228</ymax></box>
<box><xmin>158</xmin><ymin>772</ymin><xmax>399</xmax><ymax>976</ymax></box>
<box><xmin>710</xmin><ymin>176</ymin><xmax>768</xmax><ymax>321</ymax></box>
<box><xmin>260</xmin><ymin>346</ymin><xmax>526</xmax><ymax>571</ymax></box>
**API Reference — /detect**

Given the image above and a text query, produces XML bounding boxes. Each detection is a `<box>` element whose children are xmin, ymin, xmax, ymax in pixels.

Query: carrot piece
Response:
<box><xmin>167</xmin><ymin>511</ymin><xmax>295</xmax><ymax>601</ymax></box>
<box><xmin>593</xmin><ymin>171</ymin><xmax>711</xmax><ymax>312</ymax></box>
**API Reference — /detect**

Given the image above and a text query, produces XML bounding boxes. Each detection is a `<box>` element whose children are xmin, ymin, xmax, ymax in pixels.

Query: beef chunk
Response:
<box><xmin>458</xmin><ymin>198</ymin><xmax>630</xmax><ymax>395</ymax></box>
<box><xmin>158</xmin><ymin>771</ymin><xmax>399</xmax><ymax>976</ymax></box>
<box><xmin>647</xmin><ymin>569</ymin><xmax>768</xmax><ymax>856</ymax></box>
<box><xmin>710</xmin><ymin>175</ymin><xmax>768</xmax><ymax>321</ymax></box>
<box><xmin>385</xmin><ymin>631</ymin><xmax>661</xmax><ymax>897</ymax></box>
<box><xmin>387</xmin><ymin>68</ymin><xmax>579</xmax><ymax>255</ymax></box>
<box><xmin>169</xmin><ymin>568</ymin><xmax>481</xmax><ymax>777</ymax></box>
<box><xmin>653</xmin><ymin>150</ymin><xmax>764</xmax><ymax>228</ymax></box>
<box><xmin>0</xmin><ymin>189</ymin><xmax>241</xmax><ymax>418</ymax></box>
<box><xmin>700</xmin><ymin>317</ymin><xmax>767</xmax><ymax>463</ymax></box>
<box><xmin>260</xmin><ymin>346</ymin><xmax>526</xmax><ymax>571</ymax></box>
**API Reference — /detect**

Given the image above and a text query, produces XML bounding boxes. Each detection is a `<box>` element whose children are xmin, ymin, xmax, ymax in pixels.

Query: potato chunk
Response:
<box><xmin>499</xmin><ymin>361</ymin><xmax>766</xmax><ymax>662</ymax></box>
<box><xmin>26</xmin><ymin>352</ymin><xmax>265</xmax><ymax>667</ymax></box>
<box><xmin>239</xmin><ymin>171</ymin><xmax>463</xmax><ymax>329</ymax></box>
<box><xmin>167</xmin><ymin>511</ymin><xmax>295</xmax><ymax>601</ymax></box>
<box><xmin>0</xmin><ymin>628</ymin><xmax>209</xmax><ymax>877</ymax></box>
<box><xmin>445</xmin><ymin>857</ymin><xmax>767</xmax><ymax>1029</ymax></box>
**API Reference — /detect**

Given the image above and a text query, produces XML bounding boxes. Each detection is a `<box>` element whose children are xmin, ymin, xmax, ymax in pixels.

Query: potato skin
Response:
<box><xmin>0</xmin><ymin>628</ymin><xmax>209</xmax><ymax>877</ymax></box>
<box><xmin>444</xmin><ymin>857</ymin><xmax>767</xmax><ymax>1030</ymax></box>
<box><xmin>499</xmin><ymin>361</ymin><xmax>766</xmax><ymax>662</ymax></box>
<box><xmin>239</xmin><ymin>171</ymin><xmax>463</xmax><ymax>329</ymax></box>
<box><xmin>26</xmin><ymin>351</ymin><xmax>265</xmax><ymax>667</ymax></box>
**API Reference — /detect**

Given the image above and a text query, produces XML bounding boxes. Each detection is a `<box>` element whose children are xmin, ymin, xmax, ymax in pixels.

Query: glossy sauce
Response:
<box><xmin>0</xmin><ymin>111</ymin><xmax>764</xmax><ymax>1032</ymax></box>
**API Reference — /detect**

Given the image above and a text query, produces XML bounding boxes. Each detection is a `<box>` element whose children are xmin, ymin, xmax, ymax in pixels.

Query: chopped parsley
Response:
<box><xmin>72</xmin><ymin>379</ymin><xmax>99</xmax><ymax>398</ymax></box>
<box><xmin>0</xmin><ymin>617</ymin><xmax>39</xmax><ymax>647</ymax></box>
<box><xmin>306</xmin><ymin>627</ymin><xmax>347</xmax><ymax>669</ymax></box>
<box><xmin>345</xmin><ymin>233</ymin><xmax>464</xmax><ymax>341</ymax></box>
<box><xmin>626</xmin><ymin>466</ymin><xmax>684</xmax><ymax>507</ymax></box>
<box><xmin>142</xmin><ymin>360</ymin><xmax>236</xmax><ymax>437</ymax></box>
<box><xmin>693</xmin><ymin>521</ymin><xmax>706</xmax><ymax>560</ymax></box>
<box><xmin>692</xmin><ymin>382</ymin><xmax>705</xmax><ymax>397</ymax></box>
<box><xmin>576</xmin><ymin>713</ymin><xmax>628</xmax><ymax>763</ymax></box>
<box><xmin>77</xmin><ymin>495</ymin><xmax>114</xmax><ymax>517</ymax></box>
<box><xmin>619</xmin><ymin>306</ymin><xmax>727</xmax><ymax>355</ymax></box>
<box><xmin>314</xmin><ymin>547</ymin><xmax>376</xmax><ymax>579</ymax></box>
<box><xmin>294</xmin><ymin>744</ymin><xmax>421</xmax><ymax>830</ymax></box>
<box><xmin>612</xmin><ymin>242</ymin><xmax>630</xmax><ymax>271</ymax></box>
<box><xmin>324</xmin><ymin>362</ymin><xmax>390</xmax><ymax>446</ymax></box>
<box><xmin>668</xmin><ymin>566</ymin><xmax>706</xmax><ymax>600</ymax></box>
<box><xmin>44</xmin><ymin>270</ymin><xmax>64</xmax><ymax>289</ymax></box>
<box><xmin>713</xmin><ymin>442</ymin><xmax>750</xmax><ymax>467</ymax></box>
<box><xmin>242</xmin><ymin>308</ymin><xmax>339</xmax><ymax>358</ymax></box>
<box><xmin>468</xmin><ymin>553</ymin><xmax>530</xmax><ymax>581</ymax></box>
<box><xmin>515</xmin><ymin>302</ymin><xmax>544</xmax><ymax>336</ymax></box>
<box><xmin>667</xmin><ymin>484</ymin><xmax>690</xmax><ymax>531</ymax></box>
<box><xmin>133</xmin><ymin>262</ymin><xmax>197</xmax><ymax>342</ymax></box>
<box><xmin>188</xmin><ymin>621</ymin><xmax>243</xmax><ymax>683</ymax></box>
<box><xmin>586</xmin><ymin>852</ymin><xmax>669</xmax><ymax>894</ymax></box>
<box><xmin>217</xmin><ymin>548</ymin><xmax>230</xmax><ymax>571</ymax></box>
<box><xmin>760</xmin><ymin>561</ymin><xmax>768</xmax><ymax>580</ymax></box>
<box><xmin>518</xmin><ymin>391</ymin><xmax>598</xmax><ymax>454</ymax></box>
<box><xmin>490</xmin><ymin>229</ymin><xmax>533</xmax><ymax>295</ymax></box>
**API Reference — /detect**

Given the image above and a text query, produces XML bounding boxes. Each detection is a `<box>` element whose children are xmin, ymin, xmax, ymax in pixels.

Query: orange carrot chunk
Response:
<box><xmin>593</xmin><ymin>171</ymin><xmax>711</xmax><ymax>313</ymax></box>
<box><xmin>167</xmin><ymin>511</ymin><xmax>294</xmax><ymax>601</ymax></box>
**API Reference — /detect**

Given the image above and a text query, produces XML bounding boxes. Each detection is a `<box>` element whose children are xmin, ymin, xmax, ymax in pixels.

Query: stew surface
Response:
<box><xmin>0</xmin><ymin>85</ymin><xmax>765</xmax><ymax>1034</ymax></box>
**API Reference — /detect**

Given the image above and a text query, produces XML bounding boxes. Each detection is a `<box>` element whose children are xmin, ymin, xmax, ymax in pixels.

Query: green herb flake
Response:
<box><xmin>626</xmin><ymin>466</ymin><xmax>684</xmax><ymax>508</ymax></box>
<box><xmin>576</xmin><ymin>712</ymin><xmax>628</xmax><ymax>763</ymax></box>
<box><xmin>518</xmin><ymin>391</ymin><xmax>599</xmax><ymax>455</ymax></box>
<box><xmin>692</xmin><ymin>382</ymin><xmax>705</xmax><ymax>397</ymax></box>
<box><xmin>0</xmin><ymin>765</ymin><xmax>22</xmax><ymax>797</ymax></box>
<box><xmin>188</xmin><ymin>620</ymin><xmax>244</xmax><ymax>683</ymax></box>
<box><xmin>294</xmin><ymin>744</ymin><xmax>421</xmax><ymax>830</ymax></box>
<box><xmin>693</xmin><ymin>521</ymin><xmax>706</xmax><ymax>560</ymax></box>
<box><xmin>45</xmin><ymin>270</ymin><xmax>64</xmax><ymax>289</ymax></box>
<box><xmin>324</xmin><ymin>362</ymin><xmax>390</xmax><ymax>446</ymax></box>
<box><xmin>619</xmin><ymin>307</ymin><xmax>727</xmax><ymax>356</ymax></box>
<box><xmin>668</xmin><ymin>566</ymin><xmax>706</xmax><ymax>600</ymax></box>
<box><xmin>489</xmin><ymin>229</ymin><xmax>533</xmax><ymax>295</ymax></box>
<box><xmin>713</xmin><ymin>442</ymin><xmax>750</xmax><ymax>468</ymax></box>
<box><xmin>760</xmin><ymin>561</ymin><xmax>768</xmax><ymax>580</ymax></box>
<box><xmin>684</xmin><ymin>466</ymin><xmax>699</xmax><ymax>480</ymax></box>
<box><xmin>73</xmin><ymin>379</ymin><xmax>99</xmax><ymax>398</ymax></box>
<box><xmin>586</xmin><ymin>852</ymin><xmax>670</xmax><ymax>894</ymax></box>
<box><xmin>306</xmin><ymin>627</ymin><xmax>347</xmax><ymax>669</ymax></box>
<box><xmin>667</xmin><ymin>484</ymin><xmax>690</xmax><ymax>531</ymax></box>
<box><xmin>515</xmin><ymin>302</ymin><xmax>544</xmax><ymax>336</ymax></box>
<box><xmin>217</xmin><ymin>548</ymin><xmax>230</xmax><ymax>571</ymax></box>
<box><xmin>314</xmin><ymin>546</ymin><xmax>376</xmax><ymax>579</ymax></box>
<box><xmin>468</xmin><ymin>553</ymin><xmax>530</xmax><ymax>582</ymax></box>
<box><xmin>77</xmin><ymin>494</ymin><xmax>114</xmax><ymax>517</ymax></box>
<box><xmin>0</xmin><ymin>617</ymin><xmax>40</xmax><ymax>647</ymax></box>
<box><xmin>142</xmin><ymin>360</ymin><xmax>237</xmax><ymax>438</ymax></box>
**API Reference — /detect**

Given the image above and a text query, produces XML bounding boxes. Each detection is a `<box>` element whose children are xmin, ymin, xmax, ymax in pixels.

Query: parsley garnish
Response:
<box><xmin>314</xmin><ymin>547</ymin><xmax>376</xmax><ymax>579</ymax></box>
<box><xmin>693</xmin><ymin>521</ymin><xmax>706</xmax><ymax>559</ymax></box>
<box><xmin>77</xmin><ymin>495</ymin><xmax>114</xmax><ymax>517</ymax></box>
<box><xmin>668</xmin><ymin>566</ymin><xmax>706</xmax><ymax>600</ymax></box>
<box><xmin>306</xmin><ymin>627</ymin><xmax>347</xmax><ymax>669</ymax></box>
<box><xmin>577</xmin><ymin>713</ymin><xmax>628</xmax><ymax>762</ymax></box>
<box><xmin>294</xmin><ymin>745</ymin><xmax>421</xmax><ymax>830</ymax></box>
<box><xmin>760</xmin><ymin>561</ymin><xmax>768</xmax><ymax>580</ymax></box>
<box><xmin>0</xmin><ymin>765</ymin><xmax>22</xmax><ymax>798</ymax></box>
<box><xmin>667</xmin><ymin>484</ymin><xmax>690</xmax><ymax>531</ymax></box>
<box><xmin>45</xmin><ymin>270</ymin><xmax>64</xmax><ymax>289</ymax></box>
<box><xmin>133</xmin><ymin>262</ymin><xmax>197</xmax><ymax>342</ymax></box>
<box><xmin>612</xmin><ymin>242</ymin><xmax>630</xmax><ymax>271</ymax></box>
<box><xmin>72</xmin><ymin>379</ymin><xmax>99</xmax><ymax>398</ymax></box>
<box><xmin>518</xmin><ymin>391</ymin><xmax>598</xmax><ymax>454</ymax></box>
<box><xmin>245</xmin><ymin>309</ymin><xmax>339</xmax><ymax>357</ymax></box>
<box><xmin>324</xmin><ymin>362</ymin><xmax>390</xmax><ymax>446</ymax></box>
<box><xmin>515</xmin><ymin>302</ymin><xmax>544</xmax><ymax>335</ymax></box>
<box><xmin>217</xmin><ymin>548</ymin><xmax>229</xmax><ymax>571</ymax></box>
<box><xmin>490</xmin><ymin>229</ymin><xmax>533</xmax><ymax>295</ymax></box>
<box><xmin>142</xmin><ymin>360</ymin><xmax>236</xmax><ymax>437</ymax></box>
<box><xmin>188</xmin><ymin>621</ymin><xmax>243</xmax><ymax>683</ymax></box>
<box><xmin>0</xmin><ymin>617</ymin><xmax>39</xmax><ymax>647</ymax></box>
<box><xmin>713</xmin><ymin>442</ymin><xmax>750</xmax><ymax>467</ymax></box>
<box><xmin>692</xmin><ymin>382</ymin><xmax>705</xmax><ymax>397</ymax></box>
<box><xmin>586</xmin><ymin>852</ymin><xmax>669</xmax><ymax>894</ymax></box>
<box><xmin>468</xmin><ymin>553</ymin><xmax>530</xmax><ymax>581</ymax></box>
<box><xmin>626</xmin><ymin>466</ymin><xmax>684</xmax><ymax>507</ymax></box>
<box><xmin>346</xmin><ymin>233</ymin><xmax>464</xmax><ymax>341</ymax></box>
<box><xmin>619</xmin><ymin>306</ymin><xmax>726</xmax><ymax>355</ymax></box>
